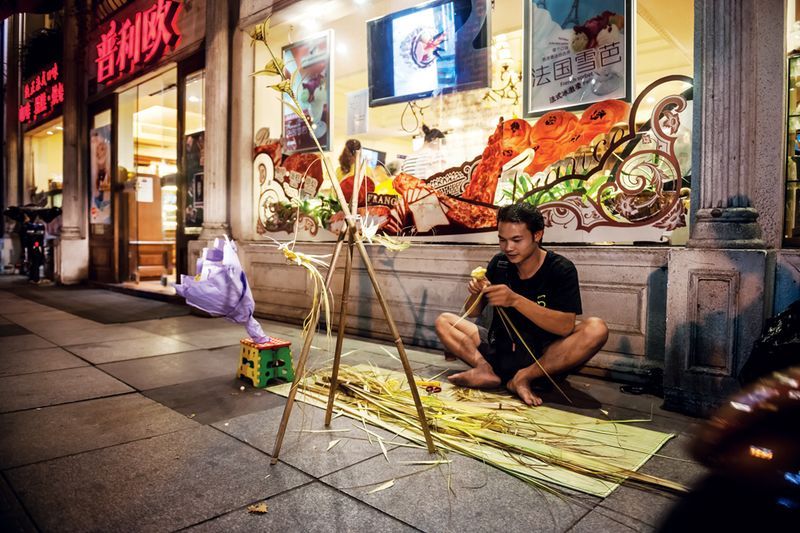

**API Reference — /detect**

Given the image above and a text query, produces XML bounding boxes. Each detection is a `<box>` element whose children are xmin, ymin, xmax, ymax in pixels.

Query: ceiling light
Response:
<box><xmin>188</xmin><ymin>95</ymin><xmax>200</xmax><ymax>103</ymax></box>
<box><xmin>55</xmin><ymin>125</ymin><xmax>63</xmax><ymax>130</ymax></box>
<box><xmin>46</xmin><ymin>131</ymin><xmax>54</xmax><ymax>135</ymax></box>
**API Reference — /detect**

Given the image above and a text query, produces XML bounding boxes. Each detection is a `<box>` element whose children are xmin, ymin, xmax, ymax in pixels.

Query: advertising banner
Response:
<box><xmin>89</xmin><ymin>125</ymin><xmax>112</xmax><ymax>224</ymax></box>
<box><xmin>523</xmin><ymin>0</ymin><xmax>632</xmax><ymax>116</ymax></box>
<box><xmin>282</xmin><ymin>31</ymin><xmax>333</xmax><ymax>153</ymax></box>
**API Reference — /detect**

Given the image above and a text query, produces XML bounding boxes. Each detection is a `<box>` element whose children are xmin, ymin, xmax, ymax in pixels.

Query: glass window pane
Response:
<box><xmin>184</xmin><ymin>69</ymin><xmax>205</xmax><ymax>231</ymax></box>
<box><xmin>185</xmin><ymin>70</ymin><xmax>205</xmax><ymax>134</ymax></box>
<box><xmin>117</xmin><ymin>68</ymin><xmax>179</xmax><ymax>285</ymax></box>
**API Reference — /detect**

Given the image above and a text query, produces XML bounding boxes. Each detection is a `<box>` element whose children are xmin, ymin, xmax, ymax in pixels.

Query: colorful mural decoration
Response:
<box><xmin>254</xmin><ymin>76</ymin><xmax>692</xmax><ymax>244</ymax></box>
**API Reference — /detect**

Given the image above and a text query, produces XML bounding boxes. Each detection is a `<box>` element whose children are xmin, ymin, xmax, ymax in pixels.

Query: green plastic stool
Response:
<box><xmin>237</xmin><ymin>337</ymin><xmax>294</xmax><ymax>388</ymax></box>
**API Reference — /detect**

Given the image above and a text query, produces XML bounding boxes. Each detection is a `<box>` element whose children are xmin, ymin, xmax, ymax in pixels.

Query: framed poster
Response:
<box><xmin>89</xmin><ymin>125</ymin><xmax>112</xmax><ymax>224</ymax></box>
<box><xmin>523</xmin><ymin>0</ymin><xmax>633</xmax><ymax>117</ymax></box>
<box><xmin>282</xmin><ymin>31</ymin><xmax>333</xmax><ymax>153</ymax></box>
<box><xmin>184</xmin><ymin>131</ymin><xmax>204</xmax><ymax>228</ymax></box>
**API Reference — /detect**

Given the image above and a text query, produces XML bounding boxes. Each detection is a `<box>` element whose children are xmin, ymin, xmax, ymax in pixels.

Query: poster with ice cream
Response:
<box><xmin>89</xmin><ymin>125</ymin><xmax>112</xmax><ymax>224</ymax></box>
<box><xmin>523</xmin><ymin>0</ymin><xmax>632</xmax><ymax>117</ymax></box>
<box><xmin>282</xmin><ymin>31</ymin><xmax>333</xmax><ymax>153</ymax></box>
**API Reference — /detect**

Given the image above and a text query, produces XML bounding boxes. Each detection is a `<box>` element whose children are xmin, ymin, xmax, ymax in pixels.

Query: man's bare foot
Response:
<box><xmin>448</xmin><ymin>364</ymin><xmax>501</xmax><ymax>388</ymax></box>
<box><xmin>507</xmin><ymin>373</ymin><xmax>543</xmax><ymax>406</ymax></box>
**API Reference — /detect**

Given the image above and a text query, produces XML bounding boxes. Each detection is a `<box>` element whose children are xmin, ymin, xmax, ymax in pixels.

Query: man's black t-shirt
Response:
<box><xmin>482</xmin><ymin>250</ymin><xmax>582</xmax><ymax>381</ymax></box>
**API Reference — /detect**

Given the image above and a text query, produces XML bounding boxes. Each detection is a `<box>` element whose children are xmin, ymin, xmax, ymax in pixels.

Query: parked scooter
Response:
<box><xmin>658</xmin><ymin>302</ymin><xmax>800</xmax><ymax>530</ymax></box>
<box><xmin>3</xmin><ymin>206</ymin><xmax>61</xmax><ymax>282</ymax></box>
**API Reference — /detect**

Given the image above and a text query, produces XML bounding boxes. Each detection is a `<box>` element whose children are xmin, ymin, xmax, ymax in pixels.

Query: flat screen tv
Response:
<box><xmin>367</xmin><ymin>0</ymin><xmax>490</xmax><ymax>107</ymax></box>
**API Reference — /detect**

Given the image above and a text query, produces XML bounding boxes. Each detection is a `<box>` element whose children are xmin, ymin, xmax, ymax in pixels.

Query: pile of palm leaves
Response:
<box><xmin>271</xmin><ymin>364</ymin><xmax>687</xmax><ymax>498</ymax></box>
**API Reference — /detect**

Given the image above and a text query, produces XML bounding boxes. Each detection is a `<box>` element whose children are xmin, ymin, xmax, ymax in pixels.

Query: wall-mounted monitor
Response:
<box><xmin>367</xmin><ymin>0</ymin><xmax>490</xmax><ymax>107</ymax></box>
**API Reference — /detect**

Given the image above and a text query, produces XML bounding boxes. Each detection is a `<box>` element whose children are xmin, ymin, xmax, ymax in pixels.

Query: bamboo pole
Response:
<box><xmin>271</xmin><ymin>140</ymin><xmax>434</xmax><ymax>460</ymax></box>
<box><xmin>257</xmin><ymin>34</ymin><xmax>434</xmax><ymax>459</ymax></box>
<box><xmin>271</xmin><ymin>212</ymin><xmax>345</xmax><ymax>463</ymax></box>
<box><xmin>353</xmin><ymin>237</ymin><xmax>436</xmax><ymax>453</ymax></box>
<box><xmin>324</xmin><ymin>226</ymin><xmax>355</xmax><ymax>426</ymax></box>
<box><xmin>270</xmin><ymin>296</ymin><xmax>320</xmax><ymax>465</ymax></box>
<box><xmin>323</xmin><ymin>230</ymin><xmax>346</xmax><ymax>288</ymax></box>
<box><xmin>270</xmin><ymin>297</ymin><xmax>321</xmax><ymax>463</ymax></box>
<box><xmin>326</xmin><ymin>149</ymin><xmax>360</xmax><ymax>425</ymax></box>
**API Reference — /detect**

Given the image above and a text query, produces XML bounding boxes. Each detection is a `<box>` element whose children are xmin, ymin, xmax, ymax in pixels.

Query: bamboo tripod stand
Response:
<box><xmin>270</xmin><ymin>152</ymin><xmax>436</xmax><ymax>463</ymax></box>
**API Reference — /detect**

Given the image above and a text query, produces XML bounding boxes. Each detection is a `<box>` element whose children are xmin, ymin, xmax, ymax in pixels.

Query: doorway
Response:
<box><xmin>117</xmin><ymin>68</ymin><xmax>179</xmax><ymax>293</ymax></box>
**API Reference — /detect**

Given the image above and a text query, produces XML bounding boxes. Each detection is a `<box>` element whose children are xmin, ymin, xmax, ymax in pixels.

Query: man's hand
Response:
<box><xmin>467</xmin><ymin>277</ymin><xmax>489</xmax><ymax>296</ymax></box>
<box><xmin>484</xmin><ymin>284</ymin><xmax>519</xmax><ymax>307</ymax></box>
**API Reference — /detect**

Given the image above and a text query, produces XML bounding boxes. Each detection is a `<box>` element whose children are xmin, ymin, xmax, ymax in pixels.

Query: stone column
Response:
<box><xmin>229</xmin><ymin>21</ymin><xmax>255</xmax><ymax>242</ymax></box>
<box><xmin>59</xmin><ymin>0</ymin><xmax>89</xmax><ymax>284</ymax></box>
<box><xmin>3</xmin><ymin>16</ymin><xmax>21</xmax><ymax>210</ymax></box>
<box><xmin>688</xmin><ymin>0</ymin><xmax>765</xmax><ymax>249</ymax></box>
<box><xmin>198</xmin><ymin>0</ymin><xmax>231</xmax><ymax>241</ymax></box>
<box><xmin>2</xmin><ymin>16</ymin><xmax>23</xmax><ymax>269</ymax></box>
<box><xmin>664</xmin><ymin>0</ymin><xmax>784</xmax><ymax>415</ymax></box>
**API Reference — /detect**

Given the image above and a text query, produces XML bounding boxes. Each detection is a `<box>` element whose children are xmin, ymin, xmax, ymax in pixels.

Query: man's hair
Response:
<box><xmin>497</xmin><ymin>203</ymin><xmax>545</xmax><ymax>239</ymax></box>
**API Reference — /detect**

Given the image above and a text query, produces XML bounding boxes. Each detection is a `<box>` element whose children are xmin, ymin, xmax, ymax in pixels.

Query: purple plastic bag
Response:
<box><xmin>175</xmin><ymin>236</ymin><xmax>269</xmax><ymax>344</ymax></box>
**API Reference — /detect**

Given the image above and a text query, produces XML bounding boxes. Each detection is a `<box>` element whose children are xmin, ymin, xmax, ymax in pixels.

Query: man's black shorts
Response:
<box><xmin>476</xmin><ymin>324</ymin><xmax>551</xmax><ymax>385</ymax></box>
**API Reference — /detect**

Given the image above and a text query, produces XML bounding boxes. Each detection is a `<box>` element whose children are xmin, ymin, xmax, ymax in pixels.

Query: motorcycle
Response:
<box><xmin>3</xmin><ymin>206</ymin><xmax>61</xmax><ymax>282</ymax></box>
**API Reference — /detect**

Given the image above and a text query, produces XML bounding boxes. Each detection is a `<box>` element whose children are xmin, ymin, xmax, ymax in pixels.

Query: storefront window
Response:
<box><xmin>24</xmin><ymin>119</ymin><xmax>63</xmax><ymax>208</ymax></box>
<box><xmin>183</xmin><ymin>69</ymin><xmax>205</xmax><ymax>234</ymax></box>
<box><xmin>117</xmin><ymin>68</ymin><xmax>179</xmax><ymax>285</ymax></box>
<box><xmin>251</xmin><ymin>0</ymin><xmax>694</xmax><ymax>245</ymax></box>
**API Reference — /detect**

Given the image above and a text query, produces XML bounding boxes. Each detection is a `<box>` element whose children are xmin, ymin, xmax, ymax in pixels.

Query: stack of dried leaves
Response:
<box><xmin>272</xmin><ymin>364</ymin><xmax>687</xmax><ymax>498</ymax></box>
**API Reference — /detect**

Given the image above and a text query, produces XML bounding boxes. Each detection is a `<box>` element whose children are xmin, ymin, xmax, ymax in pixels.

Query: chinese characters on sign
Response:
<box><xmin>524</xmin><ymin>0</ymin><xmax>631</xmax><ymax>116</ymax></box>
<box><xmin>94</xmin><ymin>0</ymin><xmax>182</xmax><ymax>84</ymax></box>
<box><xmin>18</xmin><ymin>63</ymin><xmax>63</xmax><ymax>125</ymax></box>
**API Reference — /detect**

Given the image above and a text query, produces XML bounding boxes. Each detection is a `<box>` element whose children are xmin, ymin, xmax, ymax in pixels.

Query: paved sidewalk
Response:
<box><xmin>0</xmin><ymin>278</ymin><xmax>705</xmax><ymax>532</ymax></box>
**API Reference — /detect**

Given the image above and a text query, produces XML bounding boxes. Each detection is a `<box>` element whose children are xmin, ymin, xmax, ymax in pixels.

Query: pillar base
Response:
<box><xmin>198</xmin><ymin>222</ymin><xmax>230</xmax><ymax>241</ymax></box>
<box><xmin>58</xmin><ymin>232</ymin><xmax>88</xmax><ymax>285</ymax></box>
<box><xmin>663</xmin><ymin>247</ymin><xmax>773</xmax><ymax>416</ymax></box>
<box><xmin>688</xmin><ymin>207</ymin><xmax>764</xmax><ymax>249</ymax></box>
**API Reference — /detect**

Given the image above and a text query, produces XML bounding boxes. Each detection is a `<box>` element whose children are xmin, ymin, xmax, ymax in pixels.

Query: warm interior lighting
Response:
<box><xmin>749</xmin><ymin>446</ymin><xmax>774</xmax><ymax>460</ymax></box>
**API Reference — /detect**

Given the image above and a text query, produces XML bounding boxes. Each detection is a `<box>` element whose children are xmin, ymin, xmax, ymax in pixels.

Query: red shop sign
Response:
<box><xmin>18</xmin><ymin>62</ymin><xmax>63</xmax><ymax>125</ymax></box>
<box><xmin>94</xmin><ymin>0</ymin><xmax>182</xmax><ymax>84</ymax></box>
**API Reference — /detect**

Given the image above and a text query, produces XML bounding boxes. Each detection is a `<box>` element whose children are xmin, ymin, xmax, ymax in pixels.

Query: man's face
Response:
<box><xmin>498</xmin><ymin>221</ymin><xmax>541</xmax><ymax>264</ymax></box>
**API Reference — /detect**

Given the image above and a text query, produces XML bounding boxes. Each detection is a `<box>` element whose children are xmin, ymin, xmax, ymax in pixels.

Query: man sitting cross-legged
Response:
<box><xmin>434</xmin><ymin>203</ymin><xmax>609</xmax><ymax>406</ymax></box>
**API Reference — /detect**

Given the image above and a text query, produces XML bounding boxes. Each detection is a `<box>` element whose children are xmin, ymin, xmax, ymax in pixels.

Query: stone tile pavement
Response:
<box><xmin>0</xmin><ymin>277</ymin><xmax>708</xmax><ymax>532</ymax></box>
